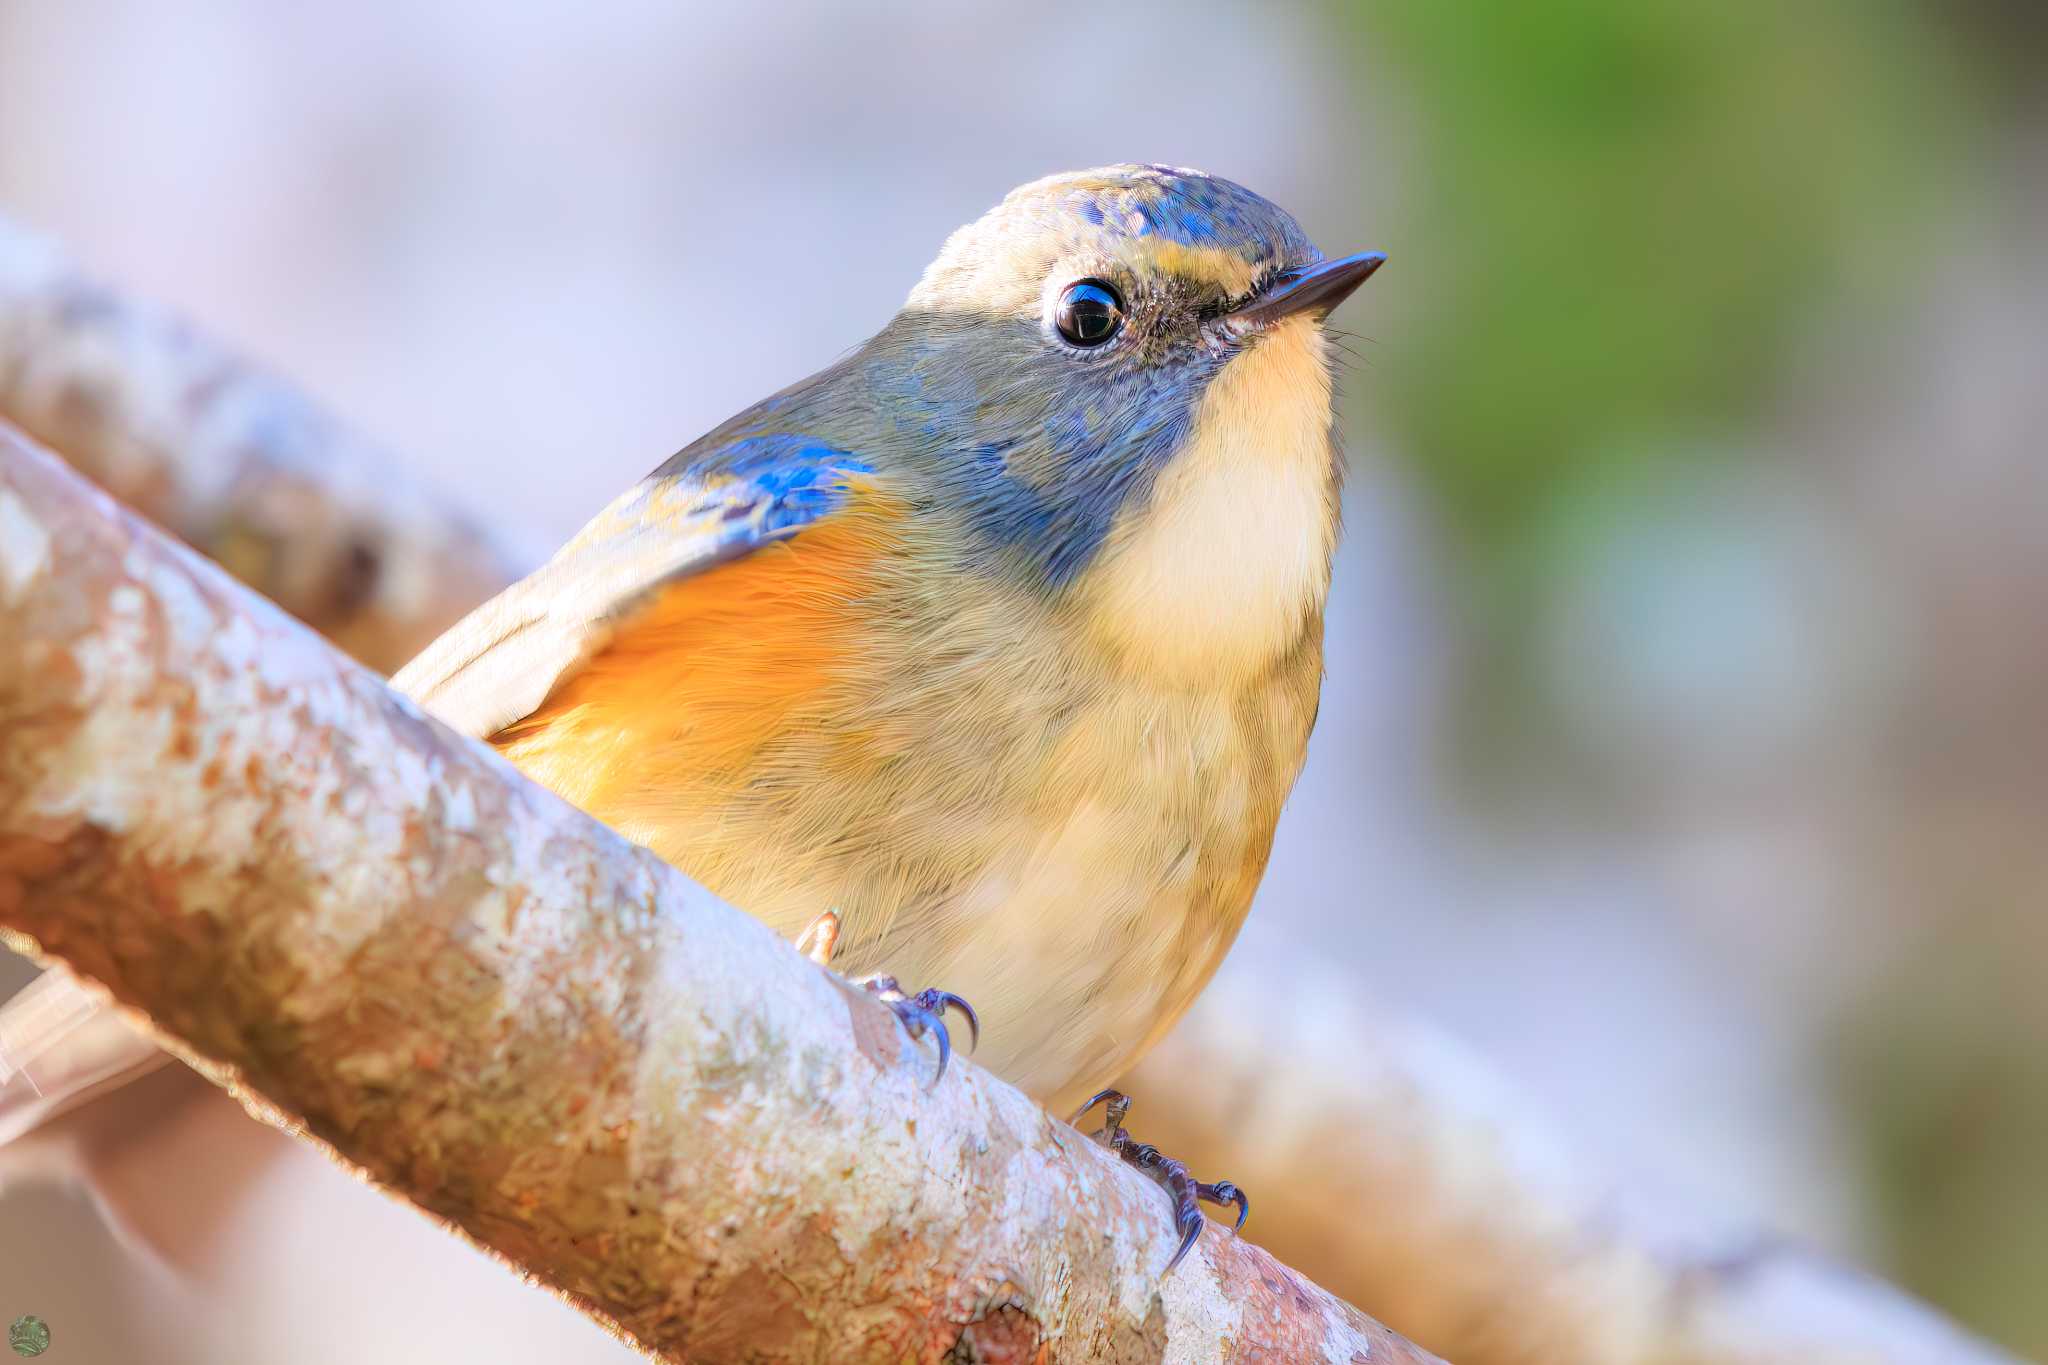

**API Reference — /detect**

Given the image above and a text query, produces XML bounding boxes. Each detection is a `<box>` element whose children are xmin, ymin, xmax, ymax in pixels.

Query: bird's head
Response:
<box><xmin>867</xmin><ymin>165</ymin><xmax>1382</xmax><ymax>679</ymax></box>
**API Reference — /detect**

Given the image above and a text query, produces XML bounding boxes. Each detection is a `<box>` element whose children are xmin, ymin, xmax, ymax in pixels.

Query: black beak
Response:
<box><xmin>1218</xmin><ymin>251</ymin><xmax>1385</xmax><ymax>334</ymax></box>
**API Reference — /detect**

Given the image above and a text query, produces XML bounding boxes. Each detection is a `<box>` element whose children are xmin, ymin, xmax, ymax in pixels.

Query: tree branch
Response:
<box><xmin>0</xmin><ymin>427</ymin><xmax>1436</xmax><ymax>1364</ymax></box>
<box><xmin>0</xmin><ymin>211</ymin><xmax>513</xmax><ymax>676</ymax></box>
<box><xmin>1125</xmin><ymin>940</ymin><xmax>2026</xmax><ymax>1365</ymax></box>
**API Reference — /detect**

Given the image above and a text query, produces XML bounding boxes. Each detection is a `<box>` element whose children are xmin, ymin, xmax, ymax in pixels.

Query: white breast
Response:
<box><xmin>1079</xmin><ymin>315</ymin><xmax>1338</xmax><ymax>683</ymax></box>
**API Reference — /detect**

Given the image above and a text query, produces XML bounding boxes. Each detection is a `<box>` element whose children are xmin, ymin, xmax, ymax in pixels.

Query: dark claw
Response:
<box><xmin>1070</xmin><ymin>1088</ymin><xmax>1249</xmax><ymax>1273</ymax></box>
<box><xmin>1200</xmin><ymin>1180</ymin><xmax>1250</xmax><ymax>1234</ymax></box>
<box><xmin>859</xmin><ymin>976</ymin><xmax>978</xmax><ymax>1090</ymax></box>
<box><xmin>925</xmin><ymin>1002</ymin><xmax>951</xmax><ymax>1090</ymax></box>
<box><xmin>923</xmin><ymin>990</ymin><xmax>979</xmax><ymax>1054</ymax></box>
<box><xmin>1068</xmin><ymin>1087</ymin><xmax>1126</xmax><ymax>1130</ymax></box>
<box><xmin>1170</xmin><ymin>1192</ymin><xmax>1206</xmax><ymax>1274</ymax></box>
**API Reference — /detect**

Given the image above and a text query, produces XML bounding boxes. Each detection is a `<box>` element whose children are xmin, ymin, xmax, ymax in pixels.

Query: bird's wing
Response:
<box><xmin>392</xmin><ymin>436</ymin><xmax>879</xmax><ymax>740</ymax></box>
<box><xmin>0</xmin><ymin>435</ymin><xmax>881</xmax><ymax>1151</ymax></box>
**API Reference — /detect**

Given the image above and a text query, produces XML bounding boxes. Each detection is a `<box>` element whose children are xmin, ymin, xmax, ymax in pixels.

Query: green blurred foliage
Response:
<box><xmin>1842</xmin><ymin>928</ymin><xmax>2048</xmax><ymax>1361</ymax></box>
<box><xmin>1351</xmin><ymin>0</ymin><xmax>1967</xmax><ymax>564</ymax></box>
<box><xmin>1330</xmin><ymin>6</ymin><xmax>2045</xmax><ymax>1355</ymax></box>
<box><xmin>1333</xmin><ymin>0</ymin><xmax>1989</xmax><ymax>787</ymax></box>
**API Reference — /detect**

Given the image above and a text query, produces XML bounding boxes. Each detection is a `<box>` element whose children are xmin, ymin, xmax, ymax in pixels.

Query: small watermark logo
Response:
<box><xmin>7</xmin><ymin>1316</ymin><xmax>49</xmax><ymax>1358</ymax></box>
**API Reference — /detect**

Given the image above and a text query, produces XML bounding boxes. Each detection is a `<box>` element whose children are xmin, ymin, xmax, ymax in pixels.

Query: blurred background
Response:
<box><xmin>0</xmin><ymin>0</ymin><xmax>2043</xmax><ymax>1359</ymax></box>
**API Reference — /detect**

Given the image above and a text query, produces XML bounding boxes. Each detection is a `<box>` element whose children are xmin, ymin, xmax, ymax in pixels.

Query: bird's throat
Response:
<box><xmin>1076</xmin><ymin>316</ymin><xmax>1340</xmax><ymax>684</ymax></box>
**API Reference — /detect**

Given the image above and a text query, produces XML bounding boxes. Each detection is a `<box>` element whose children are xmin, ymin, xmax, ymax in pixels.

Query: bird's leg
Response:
<box><xmin>1069</xmin><ymin>1088</ymin><xmax>1248</xmax><ymax>1273</ymax></box>
<box><xmin>794</xmin><ymin>911</ymin><xmax>978</xmax><ymax>1090</ymax></box>
<box><xmin>854</xmin><ymin>975</ymin><xmax>978</xmax><ymax>1090</ymax></box>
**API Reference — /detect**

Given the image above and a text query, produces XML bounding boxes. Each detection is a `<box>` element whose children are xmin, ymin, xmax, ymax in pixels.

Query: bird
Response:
<box><xmin>0</xmin><ymin>163</ymin><xmax>1381</xmax><ymax>1270</ymax></box>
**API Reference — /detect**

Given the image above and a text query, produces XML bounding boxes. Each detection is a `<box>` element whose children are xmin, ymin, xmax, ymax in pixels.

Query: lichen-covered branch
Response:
<box><xmin>0</xmin><ymin>212</ymin><xmax>513</xmax><ymax>676</ymax></box>
<box><xmin>0</xmin><ymin>428</ymin><xmax>1435</xmax><ymax>1365</ymax></box>
<box><xmin>1124</xmin><ymin>939</ymin><xmax>2025</xmax><ymax>1365</ymax></box>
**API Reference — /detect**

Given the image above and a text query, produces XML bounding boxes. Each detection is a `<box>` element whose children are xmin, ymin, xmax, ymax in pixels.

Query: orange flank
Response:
<box><xmin>492</xmin><ymin>494</ymin><xmax>898</xmax><ymax>831</ymax></box>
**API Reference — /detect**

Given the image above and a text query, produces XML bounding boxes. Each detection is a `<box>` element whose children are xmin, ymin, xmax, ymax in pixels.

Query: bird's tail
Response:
<box><xmin>0</xmin><ymin>968</ymin><xmax>166</xmax><ymax>1148</ymax></box>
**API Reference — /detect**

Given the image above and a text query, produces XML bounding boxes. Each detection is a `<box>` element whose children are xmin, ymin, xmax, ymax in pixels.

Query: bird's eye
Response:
<box><xmin>1054</xmin><ymin>279</ymin><xmax>1124</xmax><ymax>347</ymax></box>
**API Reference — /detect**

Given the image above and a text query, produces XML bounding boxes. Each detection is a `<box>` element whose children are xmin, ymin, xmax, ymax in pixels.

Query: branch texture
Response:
<box><xmin>1127</xmin><ymin>941</ymin><xmax>2026</xmax><ymax>1365</ymax></box>
<box><xmin>0</xmin><ymin>212</ymin><xmax>512</xmax><ymax>675</ymax></box>
<box><xmin>0</xmin><ymin>427</ymin><xmax>1435</xmax><ymax>1364</ymax></box>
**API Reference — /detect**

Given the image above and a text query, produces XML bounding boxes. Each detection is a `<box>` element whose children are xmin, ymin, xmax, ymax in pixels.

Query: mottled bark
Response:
<box><xmin>0</xmin><ymin>212</ymin><xmax>512</xmax><ymax>676</ymax></box>
<box><xmin>1126</xmin><ymin>940</ymin><xmax>2025</xmax><ymax>1365</ymax></box>
<box><xmin>0</xmin><ymin>428</ymin><xmax>1434</xmax><ymax>1364</ymax></box>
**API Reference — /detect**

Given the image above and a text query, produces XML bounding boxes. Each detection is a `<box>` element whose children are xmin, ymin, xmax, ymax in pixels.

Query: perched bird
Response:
<box><xmin>0</xmin><ymin>164</ymin><xmax>1381</xmax><ymax>1268</ymax></box>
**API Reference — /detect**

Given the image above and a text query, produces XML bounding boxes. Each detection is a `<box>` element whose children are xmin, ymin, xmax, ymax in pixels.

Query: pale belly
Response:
<box><xmin>825</xmin><ymin>766</ymin><xmax>1274</xmax><ymax>1114</ymax></box>
<box><xmin>607</xmin><ymin>664</ymin><xmax>1317</xmax><ymax>1112</ymax></box>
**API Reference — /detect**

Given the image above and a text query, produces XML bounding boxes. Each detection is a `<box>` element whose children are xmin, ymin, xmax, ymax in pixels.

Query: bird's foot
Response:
<box><xmin>855</xmin><ymin>975</ymin><xmax>979</xmax><ymax>1090</ymax></box>
<box><xmin>795</xmin><ymin>913</ymin><xmax>977</xmax><ymax>1089</ymax></box>
<box><xmin>1070</xmin><ymin>1088</ymin><xmax>1248</xmax><ymax>1273</ymax></box>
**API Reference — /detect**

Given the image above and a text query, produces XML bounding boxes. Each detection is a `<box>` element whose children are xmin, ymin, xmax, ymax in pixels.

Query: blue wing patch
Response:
<box><xmin>577</xmin><ymin>433</ymin><xmax>875</xmax><ymax>573</ymax></box>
